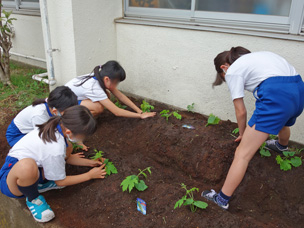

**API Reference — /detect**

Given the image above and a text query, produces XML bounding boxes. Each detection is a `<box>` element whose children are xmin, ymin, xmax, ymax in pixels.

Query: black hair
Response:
<box><xmin>32</xmin><ymin>86</ymin><xmax>78</xmax><ymax>112</ymax></box>
<box><xmin>213</xmin><ymin>46</ymin><xmax>251</xmax><ymax>87</ymax></box>
<box><xmin>76</xmin><ymin>60</ymin><xmax>126</xmax><ymax>91</ymax></box>
<box><xmin>37</xmin><ymin>105</ymin><xmax>97</xmax><ymax>144</ymax></box>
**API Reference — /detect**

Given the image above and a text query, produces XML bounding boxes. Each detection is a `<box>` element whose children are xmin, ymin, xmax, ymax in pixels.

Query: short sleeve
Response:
<box><xmin>41</xmin><ymin>155</ymin><xmax>66</xmax><ymax>181</ymax></box>
<box><xmin>31</xmin><ymin>114</ymin><xmax>50</xmax><ymax>129</ymax></box>
<box><xmin>226</xmin><ymin>74</ymin><xmax>245</xmax><ymax>100</ymax></box>
<box><xmin>84</xmin><ymin>81</ymin><xmax>108</xmax><ymax>102</ymax></box>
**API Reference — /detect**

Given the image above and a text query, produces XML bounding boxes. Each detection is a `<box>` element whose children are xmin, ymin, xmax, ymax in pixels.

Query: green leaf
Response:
<box><xmin>135</xmin><ymin>180</ymin><xmax>148</xmax><ymax>191</ymax></box>
<box><xmin>105</xmin><ymin>161</ymin><xmax>118</xmax><ymax>176</ymax></box>
<box><xmin>280</xmin><ymin>160</ymin><xmax>292</xmax><ymax>171</ymax></box>
<box><xmin>193</xmin><ymin>201</ymin><xmax>208</xmax><ymax>209</ymax></box>
<box><xmin>260</xmin><ymin>148</ymin><xmax>271</xmax><ymax>157</ymax></box>
<box><xmin>232</xmin><ymin>128</ymin><xmax>239</xmax><ymax>134</ymax></box>
<box><xmin>183</xmin><ymin>198</ymin><xmax>194</xmax><ymax>206</ymax></box>
<box><xmin>173</xmin><ymin>111</ymin><xmax>182</xmax><ymax>120</ymax></box>
<box><xmin>290</xmin><ymin>156</ymin><xmax>302</xmax><ymax>167</ymax></box>
<box><xmin>283</xmin><ymin>151</ymin><xmax>295</xmax><ymax>157</ymax></box>
<box><xmin>120</xmin><ymin>175</ymin><xmax>138</xmax><ymax>193</ymax></box>
<box><xmin>276</xmin><ymin>155</ymin><xmax>284</xmax><ymax>164</ymax></box>
<box><xmin>205</xmin><ymin>114</ymin><xmax>220</xmax><ymax>127</ymax></box>
<box><xmin>174</xmin><ymin>196</ymin><xmax>186</xmax><ymax>209</ymax></box>
<box><xmin>269</xmin><ymin>134</ymin><xmax>277</xmax><ymax>140</ymax></box>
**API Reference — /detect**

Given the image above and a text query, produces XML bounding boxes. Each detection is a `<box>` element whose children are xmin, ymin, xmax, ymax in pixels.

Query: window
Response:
<box><xmin>125</xmin><ymin>0</ymin><xmax>304</xmax><ymax>36</ymax></box>
<box><xmin>3</xmin><ymin>0</ymin><xmax>40</xmax><ymax>11</ymax></box>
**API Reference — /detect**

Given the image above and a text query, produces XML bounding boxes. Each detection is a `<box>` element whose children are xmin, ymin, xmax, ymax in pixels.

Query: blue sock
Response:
<box><xmin>17</xmin><ymin>180</ymin><xmax>39</xmax><ymax>202</ymax></box>
<box><xmin>216</xmin><ymin>190</ymin><xmax>231</xmax><ymax>206</ymax></box>
<box><xmin>275</xmin><ymin>140</ymin><xmax>287</xmax><ymax>150</ymax></box>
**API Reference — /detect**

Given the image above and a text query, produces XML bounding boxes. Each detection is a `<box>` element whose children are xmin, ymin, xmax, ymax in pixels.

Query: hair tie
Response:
<box><xmin>99</xmin><ymin>65</ymin><xmax>102</xmax><ymax>69</ymax></box>
<box><xmin>45</xmin><ymin>98</ymin><xmax>48</xmax><ymax>103</ymax></box>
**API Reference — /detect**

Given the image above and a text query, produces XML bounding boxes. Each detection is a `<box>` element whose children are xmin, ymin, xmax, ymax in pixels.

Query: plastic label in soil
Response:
<box><xmin>136</xmin><ymin>198</ymin><xmax>146</xmax><ymax>215</ymax></box>
<box><xmin>182</xmin><ymin>124</ymin><xmax>195</xmax><ymax>130</ymax></box>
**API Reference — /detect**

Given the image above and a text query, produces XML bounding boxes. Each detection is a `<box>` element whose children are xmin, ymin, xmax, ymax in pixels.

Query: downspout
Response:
<box><xmin>33</xmin><ymin>0</ymin><xmax>57</xmax><ymax>86</ymax></box>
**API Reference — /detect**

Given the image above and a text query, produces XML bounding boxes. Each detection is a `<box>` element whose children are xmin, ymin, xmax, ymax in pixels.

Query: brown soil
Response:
<box><xmin>0</xmin><ymin>99</ymin><xmax>303</xmax><ymax>228</ymax></box>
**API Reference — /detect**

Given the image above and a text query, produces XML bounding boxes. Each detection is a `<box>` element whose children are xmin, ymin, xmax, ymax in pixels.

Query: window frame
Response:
<box><xmin>124</xmin><ymin>0</ymin><xmax>304</xmax><ymax>36</ymax></box>
<box><xmin>2</xmin><ymin>0</ymin><xmax>40</xmax><ymax>12</ymax></box>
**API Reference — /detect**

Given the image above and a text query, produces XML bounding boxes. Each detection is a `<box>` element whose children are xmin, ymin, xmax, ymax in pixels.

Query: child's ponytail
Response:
<box><xmin>212</xmin><ymin>46</ymin><xmax>251</xmax><ymax>87</ymax></box>
<box><xmin>37</xmin><ymin>116</ymin><xmax>61</xmax><ymax>143</ymax></box>
<box><xmin>37</xmin><ymin>105</ymin><xmax>96</xmax><ymax>144</ymax></box>
<box><xmin>32</xmin><ymin>86</ymin><xmax>78</xmax><ymax>111</ymax></box>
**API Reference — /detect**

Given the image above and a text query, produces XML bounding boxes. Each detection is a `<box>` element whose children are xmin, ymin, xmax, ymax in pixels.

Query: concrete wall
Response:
<box><xmin>10</xmin><ymin>14</ymin><xmax>46</xmax><ymax>68</ymax></box>
<box><xmin>116</xmin><ymin>23</ymin><xmax>304</xmax><ymax>143</ymax></box>
<box><xmin>41</xmin><ymin>0</ymin><xmax>123</xmax><ymax>88</ymax></box>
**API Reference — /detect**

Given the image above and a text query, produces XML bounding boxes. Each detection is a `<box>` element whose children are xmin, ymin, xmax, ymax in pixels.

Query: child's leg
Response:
<box><xmin>278</xmin><ymin>126</ymin><xmax>290</xmax><ymax>146</ymax></box>
<box><xmin>221</xmin><ymin>124</ymin><xmax>269</xmax><ymax>196</ymax></box>
<box><xmin>6</xmin><ymin>158</ymin><xmax>39</xmax><ymax>200</ymax></box>
<box><xmin>80</xmin><ymin>99</ymin><xmax>104</xmax><ymax>117</ymax></box>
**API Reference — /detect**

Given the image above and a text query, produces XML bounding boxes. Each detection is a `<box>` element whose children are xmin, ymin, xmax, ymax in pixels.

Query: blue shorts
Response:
<box><xmin>0</xmin><ymin>156</ymin><xmax>44</xmax><ymax>198</ymax></box>
<box><xmin>248</xmin><ymin>75</ymin><xmax>304</xmax><ymax>135</ymax></box>
<box><xmin>6</xmin><ymin>119</ymin><xmax>26</xmax><ymax>147</ymax></box>
<box><xmin>78</xmin><ymin>100</ymin><xmax>82</xmax><ymax>105</ymax></box>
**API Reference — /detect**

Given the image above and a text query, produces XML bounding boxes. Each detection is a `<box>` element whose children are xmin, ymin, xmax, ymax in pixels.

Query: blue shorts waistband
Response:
<box><xmin>259</xmin><ymin>75</ymin><xmax>302</xmax><ymax>87</ymax></box>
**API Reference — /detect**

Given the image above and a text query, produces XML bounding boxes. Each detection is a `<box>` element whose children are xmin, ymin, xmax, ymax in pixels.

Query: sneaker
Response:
<box><xmin>26</xmin><ymin>195</ymin><xmax>55</xmax><ymax>222</ymax></box>
<box><xmin>201</xmin><ymin>189</ymin><xmax>229</xmax><ymax>210</ymax></box>
<box><xmin>265</xmin><ymin>139</ymin><xmax>288</xmax><ymax>154</ymax></box>
<box><xmin>38</xmin><ymin>181</ymin><xmax>65</xmax><ymax>193</ymax></box>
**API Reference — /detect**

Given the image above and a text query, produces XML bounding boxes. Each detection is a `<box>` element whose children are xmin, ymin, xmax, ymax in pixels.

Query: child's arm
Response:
<box><xmin>233</xmin><ymin>98</ymin><xmax>247</xmax><ymax>142</ymax></box>
<box><xmin>111</xmin><ymin>88</ymin><xmax>142</xmax><ymax>113</ymax></box>
<box><xmin>66</xmin><ymin>153</ymin><xmax>103</xmax><ymax>167</ymax></box>
<box><xmin>100</xmin><ymin>98</ymin><xmax>156</xmax><ymax>119</ymax></box>
<box><xmin>55</xmin><ymin>164</ymin><xmax>106</xmax><ymax>187</ymax></box>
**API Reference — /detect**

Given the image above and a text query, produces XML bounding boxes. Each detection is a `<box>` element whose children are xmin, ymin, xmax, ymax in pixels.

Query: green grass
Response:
<box><xmin>0</xmin><ymin>61</ymin><xmax>49</xmax><ymax>113</ymax></box>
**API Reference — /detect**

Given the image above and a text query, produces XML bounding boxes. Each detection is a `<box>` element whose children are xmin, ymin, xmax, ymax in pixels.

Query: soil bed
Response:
<box><xmin>0</xmin><ymin>98</ymin><xmax>303</xmax><ymax>228</ymax></box>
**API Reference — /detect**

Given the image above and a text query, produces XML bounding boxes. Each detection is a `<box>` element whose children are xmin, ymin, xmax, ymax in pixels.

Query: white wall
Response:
<box><xmin>116</xmin><ymin>23</ymin><xmax>304</xmax><ymax>143</ymax></box>
<box><xmin>10</xmin><ymin>14</ymin><xmax>46</xmax><ymax>68</ymax></box>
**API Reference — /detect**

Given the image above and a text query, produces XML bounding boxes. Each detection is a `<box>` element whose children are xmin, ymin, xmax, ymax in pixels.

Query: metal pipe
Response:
<box><xmin>32</xmin><ymin>72</ymin><xmax>56</xmax><ymax>86</ymax></box>
<box><xmin>40</xmin><ymin>0</ymin><xmax>56</xmax><ymax>84</ymax></box>
<box><xmin>10</xmin><ymin>51</ymin><xmax>46</xmax><ymax>63</ymax></box>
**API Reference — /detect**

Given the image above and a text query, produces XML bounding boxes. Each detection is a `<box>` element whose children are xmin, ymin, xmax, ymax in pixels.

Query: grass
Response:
<box><xmin>0</xmin><ymin>61</ymin><xmax>49</xmax><ymax>123</ymax></box>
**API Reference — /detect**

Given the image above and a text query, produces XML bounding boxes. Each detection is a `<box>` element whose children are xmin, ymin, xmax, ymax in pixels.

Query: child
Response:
<box><xmin>202</xmin><ymin>47</ymin><xmax>304</xmax><ymax>209</ymax></box>
<box><xmin>6</xmin><ymin>86</ymin><xmax>78</xmax><ymax>147</ymax></box>
<box><xmin>65</xmin><ymin>60</ymin><xmax>156</xmax><ymax>119</ymax></box>
<box><xmin>0</xmin><ymin>105</ymin><xmax>106</xmax><ymax>223</ymax></box>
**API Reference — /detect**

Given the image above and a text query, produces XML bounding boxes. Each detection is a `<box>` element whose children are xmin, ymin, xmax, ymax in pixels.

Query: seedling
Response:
<box><xmin>187</xmin><ymin>103</ymin><xmax>195</xmax><ymax>113</ymax></box>
<box><xmin>90</xmin><ymin>149</ymin><xmax>117</xmax><ymax>176</ymax></box>
<box><xmin>160</xmin><ymin>110</ymin><xmax>182</xmax><ymax>122</ymax></box>
<box><xmin>232</xmin><ymin>128</ymin><xmax>239</xmax><ymax>135</ymax></box>
<box><xmin>71</xmin><ymin>142</ymin><xmax>83</xmax><ymax>151</ymax></box>
<box><xmin>205</xmin><ymin>114</ymin><xmax>220</xmax><ymax>127</ymax></box>
<box><xmin>276</xmin><ymin>149</ymin><xmax>303</xmax><ymax>171</ymax></box>
<box><xmin>174</xmin><ymin>183</ymin><xmax>208</xmax><ymax>213</ymax></box>
<box><xmin>141</xmin><ymin>100</ymin><xmax>154</xmax><ymax>113</ymax></box>
<box><xmin>259</xmin><ymin>142</ymin><xmax>271</xmax><ymax>157</ymax></box>
<box><xmin>115</xmin><ymin>99</ymin><xmax>127</xmax><ymax>109</ymax></box>
<box><xmin>121</xmin><ymin>167</ymin><xmax>152</xmax><ymax>193</ymax></box>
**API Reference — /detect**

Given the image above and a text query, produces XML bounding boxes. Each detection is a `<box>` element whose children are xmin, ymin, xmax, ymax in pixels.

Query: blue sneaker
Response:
<box><xmin>38</xmin><ymin>181</ymin><xmax>65</xmax><ymax>193</ymax></box>
<box><xmin>26</xmin><ymin>195</ymin><xmax>55</xmax><ymax>222</ymax></box>
<box><xmin>201</xmin><ymin>189</ymin><xmax>229</xmax><ymax>210</ymax></box>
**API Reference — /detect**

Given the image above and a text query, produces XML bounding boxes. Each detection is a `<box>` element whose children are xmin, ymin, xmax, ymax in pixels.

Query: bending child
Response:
<box><xmin>202</xmin><ymin>47</ymin><xmax>304</xmax><ymax>209</ymax></box>
<box><xmin>0</xmin><ymin>106</ymin><xmax>106</xmax><ymax>222</ymax></box>
<box><xmin>6</xmin><ymin>86</ymin><xmax>78</xmax><ymax>147</ymax></box>
<box><xmin>65</xmin><ymin>60</ymin><xmax>156</xmax><ymax>119</ymax></box>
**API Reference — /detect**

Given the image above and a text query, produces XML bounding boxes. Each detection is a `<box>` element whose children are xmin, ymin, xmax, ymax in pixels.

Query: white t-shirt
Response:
<box><xmin>14</xmin><ymin>103</ymin><xmax>52</xmax><ymax>134</ymax></box>
<box><xmin>65</xmin><ymin>75</ymin><xmax>108</xmax><ymax>102</ymax></box>
<box><xmin>8</xmin><ymin>128</ymin><xmax>67</xmax><ymax>181</ymax></box>
<box><xmin>225</xmin><ymin>51</ymin><xmax>298</xmax><ymax>100</ymax></box>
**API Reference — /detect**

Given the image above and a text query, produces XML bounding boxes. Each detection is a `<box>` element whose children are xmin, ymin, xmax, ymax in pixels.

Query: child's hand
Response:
<box><xmin>140</xmin><ymin>112</ymin><xmax>156</xmax><ymax>119</ymax></box>
<box><xmin>88</xmin><ymin>159</ymin><xmax>104</xmax><ymax>167</ymax></box>
<box><xmin>235</xmin><ymin>135</ymin><xmax>243</xmax><ymax>142</ymax></box>
<box><xmin>78</xmin><ymin>142</ymin><xmax>89</xmax><ymax>151</ymax></box>
<box><xmin>88</xmin><ymin>164</ymin><xmax>107</xmax><ymax>179</ymax></box>
<box><xmin>71</xmin><ymin>152</ymin><xmax>85</xmax><ymax>158</ymax></box>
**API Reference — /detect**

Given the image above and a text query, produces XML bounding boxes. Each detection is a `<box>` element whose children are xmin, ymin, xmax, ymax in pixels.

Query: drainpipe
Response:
<box><xmin>35</xmin><ymin>0</ymin><xmax>57</xmax><ymax>86</ymax></box>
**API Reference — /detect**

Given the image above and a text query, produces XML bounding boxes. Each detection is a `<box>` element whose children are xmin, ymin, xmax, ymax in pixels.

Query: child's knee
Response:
<box><xmin>234</xmin><ymin>146</ymin><xmax>253</xmax><ymax>163</ymax></box>
<box><xmin>17</xmin><ymin>159</ymin><xmax>38</xmax><ymax>178</ymax></box>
